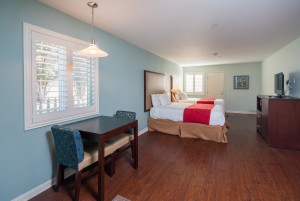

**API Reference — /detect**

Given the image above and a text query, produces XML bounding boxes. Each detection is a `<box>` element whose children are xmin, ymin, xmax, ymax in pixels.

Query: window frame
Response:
<box><xmin>24</xmin><ymin>22</ymin><xmax>99</xmax><ymax>130</ymax></box>
<box><xmin>184</xmin><ymin>72</ymin><xmax>205</xmax><ymax>95</ymax></box>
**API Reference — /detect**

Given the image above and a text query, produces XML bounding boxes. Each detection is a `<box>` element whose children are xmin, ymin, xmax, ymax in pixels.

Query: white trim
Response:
<box><xmin>25</xmin><ymin>111</ymin><xmax>100</xmax><ymax>130</ymax></box>
<box><xmin>11</xmin><ymin>178</ymin><xmax>54</xmax><ymax>201</ymax></box>
<box><xmin>226</xmin><ymin>110</ymin><xmax>256</xmax><ymax>115</ymax></box>
<box><xmin>138</xmin><ymin>127</ymin><xmax>148</xmax><ymax>136</ymax></box>
<box><xmin>11</xmin><ymin>168</ymin><xmax>75</xmax><ymax>201</ymax></box>
<box><xmin>23</xmin><ymin>22</ymin><xmax>89</xmax><ymax>47</ymax></box>
<box><xmin>23</xmin><ymin>22</ymin><xmax>99</xmax><ymax>130</ymax></box>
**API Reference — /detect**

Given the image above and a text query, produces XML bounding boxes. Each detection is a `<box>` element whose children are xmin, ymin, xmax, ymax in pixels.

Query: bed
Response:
<box><xmin>178</xmin><ymin>97</ymin><xmax>224</xmax><ymax>106</ymax></box>
<box><xmin>150</xmin><ymin>102</ymin><xmax>225</xmax><ymax>126</ymax></box>
<box><xmin>177</xmin><ymin>98</ymin><xmax>225</xmax><ymax>115</ymax></box>
<box><xmin>172</xmin><ymin>91</ymin><xmax>225</xmax><ymax>105</ymax></box>
<box><xmin>144</xmin><ymin>72</ymin><xmax>228</xmax><ymax>143</ymax></box>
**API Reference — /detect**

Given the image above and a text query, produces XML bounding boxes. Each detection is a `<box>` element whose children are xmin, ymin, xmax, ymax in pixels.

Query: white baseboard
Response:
<box><xmin>12</xmin><ymin>127</ymin><xmax>148</xmax><ymax>201</ymax></box>
<box><xmin>11</xmin><ymin>179</ymin><xmax>54</xmax><ymax>201</ymax></box>
<box><xmin>138</xmin><ymin>127</ymin><xmax>148</xmax><ymax>135</ymax></box>
<box><xmin>11</xmin><ymin>168</ymin><xmax>74</xmax><ymax>201</ymax></box>
<box><xmin>226</xmin><ymin>110</ymin><xmax>256</xmax><ymax>115</ymax></box>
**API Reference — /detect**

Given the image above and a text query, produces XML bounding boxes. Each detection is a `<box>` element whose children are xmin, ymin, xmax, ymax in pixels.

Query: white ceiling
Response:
<box><xmin>39</xmin><ymin>0</ymin><xmax>300</xmax><ymax>66</ymax></box>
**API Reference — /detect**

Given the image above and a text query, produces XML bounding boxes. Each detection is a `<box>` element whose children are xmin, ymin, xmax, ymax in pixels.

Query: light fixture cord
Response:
<box><xmin>92</xmin><ymin>6</ymin><xmax>94</xmax><ymax>41</ymax></box>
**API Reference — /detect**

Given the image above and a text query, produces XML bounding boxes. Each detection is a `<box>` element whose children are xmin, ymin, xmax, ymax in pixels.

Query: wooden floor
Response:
<box><xmin>31</xmin><ymin>113</ymin><xmax>300</xmax><ymax>201</ymax></box>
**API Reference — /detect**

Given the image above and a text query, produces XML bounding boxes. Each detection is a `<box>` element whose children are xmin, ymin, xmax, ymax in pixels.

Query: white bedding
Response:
<box><xmin>178</xmin><ymin>98</ymin><xmax>225</xmax><ymax>107</ymax></box>
<box><xmin>150</xmin><ymin>102</ymin><xmax>225</xmax><ymax>126</ymax></box>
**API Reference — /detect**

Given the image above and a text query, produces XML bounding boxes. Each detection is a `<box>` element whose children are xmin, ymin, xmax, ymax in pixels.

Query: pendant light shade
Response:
<box><xmin>79</xmin><ymin>2</ymin><xmax>108</xmax><ymax>58</ymax></box>
<box><xmin>78</xmin><ymin>40</ymin><xmax>108</xmax><ymax>57</ymax></box>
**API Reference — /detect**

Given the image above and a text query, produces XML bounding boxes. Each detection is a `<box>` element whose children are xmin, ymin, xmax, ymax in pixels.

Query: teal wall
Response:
<box><xmin>262</xmin><ymin>37</ymin><xmax>300</xmax><ymax>97</ymax></box>
<box><xmin>183</xmin><ymin>62</ymin><xmax>261</xmax><ymax>113</ymax></box>
<box><xmin>0</xmin><ymin>0</ymin><xmax>181</xmax><ymax>200</ymax></box>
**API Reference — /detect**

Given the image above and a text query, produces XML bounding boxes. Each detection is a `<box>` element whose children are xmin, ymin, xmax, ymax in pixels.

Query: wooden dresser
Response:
<box><xmin>257</xmin><ymin>95</ymin><xmax>300</xmax><ymax>150</ymax></box>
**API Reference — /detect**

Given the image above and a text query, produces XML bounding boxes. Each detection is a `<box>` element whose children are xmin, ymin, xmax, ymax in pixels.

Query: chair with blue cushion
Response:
<box><xmin>51</xmin><ymin>125</ymin><xmax>116</xmax><ymax>201</ymax></box>
<box><xmin>105</xmin><ymin>111</ymin><xmax>136</xmax><ymax>174</ymax></box>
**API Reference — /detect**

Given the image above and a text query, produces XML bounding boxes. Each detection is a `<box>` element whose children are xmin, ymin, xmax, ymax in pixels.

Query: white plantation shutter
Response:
<box><xmin>184</xmin><ymin>73</ymin><xmax>204</xmax><ymax>95</ymax></box>
<box><xmin>185</xmin><ymin>74</ymin><xmax>194</xmax><ymax>93</ymax></box>
<box><xmin>24</xmin><ymin>23</ymin><xmax>99</xmax><ymax>130</ymax></box>
<box><xmin>72</xmin><ymin>51</ymin><xmax>95</xmax><ymax>108</ymax></box>
<box><xmin>194</xmin><ymin>74</ymin><xmax>203</xmax><ymax>93</ymax></box>
<box><xmin>35</xmin><ymin>40</ymin><xmax>67</xmax><ymax>114</ymax></box>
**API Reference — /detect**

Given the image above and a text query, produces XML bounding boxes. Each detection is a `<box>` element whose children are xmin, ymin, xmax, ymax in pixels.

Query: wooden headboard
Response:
<box><xmin>144</xmin><ymin>70</ymin><xmax>165</xmax><ymax>112</ymax></box>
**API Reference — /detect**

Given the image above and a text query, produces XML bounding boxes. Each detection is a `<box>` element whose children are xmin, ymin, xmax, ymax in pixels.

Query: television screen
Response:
<box><xmin>274</xmin><ymin>72</ymin><xmax>284</xmax><ymax>96</ymax></box>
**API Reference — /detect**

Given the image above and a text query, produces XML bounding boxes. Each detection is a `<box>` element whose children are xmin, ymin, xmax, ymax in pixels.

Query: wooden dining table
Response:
<box><xmin>64</xmin><ymin>115</ymin><xmax>138</xmax><ymax>201</ymax></box>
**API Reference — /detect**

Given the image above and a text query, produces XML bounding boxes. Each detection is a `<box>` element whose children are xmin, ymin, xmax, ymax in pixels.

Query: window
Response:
<box><xmin>24</xmin><ymin>23</ymin><xmax>99</xmax><ymax>130</ymax></box>
<box><xmin>185</xmin><ymin>73</ymin><xmax>204</xmax><ymax>95</ymax></box>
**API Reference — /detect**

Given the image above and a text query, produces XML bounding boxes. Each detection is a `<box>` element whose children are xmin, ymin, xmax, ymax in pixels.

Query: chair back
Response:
<box><xmin>51</xmin><ymin>125</ymin><xmax>84</xmax><ymax>171</ymax></box>
<box><xmin>115</xmin><ymin>110</ymin><xmax>136</xmax><ymax>120</ymax></box>
<box><xmin>114</xmin><ymin>111</ymin><xmax>136</xmax><ymax>134</ymax></box>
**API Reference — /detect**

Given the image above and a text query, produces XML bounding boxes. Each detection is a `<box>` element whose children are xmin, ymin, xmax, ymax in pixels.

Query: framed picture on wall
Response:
<box><xmin>233</xmin><ymin>75</ymin><xmax>249</xmax><ymax>89</ymax></box>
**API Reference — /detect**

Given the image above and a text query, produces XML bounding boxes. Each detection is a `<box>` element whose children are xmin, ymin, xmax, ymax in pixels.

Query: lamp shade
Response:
<box><xmin>78</xmin><ymin>43</ymin><xmax>108</xmax><ymax>58</ymax></box>
<box><xmin>171</xmin><ymin>86</ymin><xmax>181</xmax><ymax>92</ymax></box>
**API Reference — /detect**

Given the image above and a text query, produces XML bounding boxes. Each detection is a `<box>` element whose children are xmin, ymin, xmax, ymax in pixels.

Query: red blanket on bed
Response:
<box><xmin>197</xmin><ymin>98</ymin><xmax>216</xmax><ymax>104</ymax></box>
<box><xmin>183</xmin><ymin>103</ymin><xmax>214</xmax><ymax>124</ymax></box>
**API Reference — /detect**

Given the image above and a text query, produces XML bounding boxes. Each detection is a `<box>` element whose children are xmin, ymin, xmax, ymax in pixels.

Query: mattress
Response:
<box><xmin>150</xmin><ymin>102</ymin><xmax>225</xmax><ymax>126</ymax></box>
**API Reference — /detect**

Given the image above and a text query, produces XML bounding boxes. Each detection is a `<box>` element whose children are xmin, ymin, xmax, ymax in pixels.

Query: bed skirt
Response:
<box><xmin>148</xmin><ymin>118</ymin><xmax>228</xmax><ymax>143</ymax></box>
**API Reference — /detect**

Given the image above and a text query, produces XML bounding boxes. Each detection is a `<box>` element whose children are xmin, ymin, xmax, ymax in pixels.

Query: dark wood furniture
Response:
<box><xmin>257</xmin><ymin>95</ymin><xmax>300</xmax><ymax>150</ymax></box>
<box><xmin>64</xmin><ymin>116</ymin><xmax>138</xmax><ymax>201</ymax></box>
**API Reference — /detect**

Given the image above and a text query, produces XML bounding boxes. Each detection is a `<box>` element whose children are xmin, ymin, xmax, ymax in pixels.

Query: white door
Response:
<box><xmin>206</xmin><ymin>72</ymin><xmax>225</xmax><ymax>99</ymax></box>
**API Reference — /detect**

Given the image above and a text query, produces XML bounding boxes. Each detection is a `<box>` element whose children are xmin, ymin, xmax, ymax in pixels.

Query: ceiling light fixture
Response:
<box><xmin>78</xmin><ymin>2</ymin><xmax>108</xmax><ymax>57</ymax></box>
<box><xmin>211</xmin><ymin>23</ymin><xmax>219</xmax><ymax>30</ymax></box>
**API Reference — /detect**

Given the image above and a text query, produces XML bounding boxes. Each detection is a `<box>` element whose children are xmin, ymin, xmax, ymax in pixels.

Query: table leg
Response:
<box><xmin>133</xmin><ymin>123</ymin><xmax>138</xmax><ymax>169</ymax></box>
<box><xmin>98</xmin><ymin>138</ymin><xmax>105</xmax><ymax>201</ymax></box>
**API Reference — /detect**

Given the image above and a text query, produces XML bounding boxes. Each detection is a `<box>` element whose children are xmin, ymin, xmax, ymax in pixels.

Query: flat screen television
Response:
<box><xmin>274</xmin><ymin>72</ymin><xmax>284</xmax><ymax>96</ymax></box>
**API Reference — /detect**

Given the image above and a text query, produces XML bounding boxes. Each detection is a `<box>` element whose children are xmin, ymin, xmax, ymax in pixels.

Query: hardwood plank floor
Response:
<box><xmin>31</xmin><ymin>113</ymin><xmax>300</xmax><ymax>201</ymax></box>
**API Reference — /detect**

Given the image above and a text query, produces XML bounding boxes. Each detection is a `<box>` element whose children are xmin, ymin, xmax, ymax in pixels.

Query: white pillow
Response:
<box><xmin>179</xmin><ymin>92</ymin><xmax>188</xmax><ymax>100</ymax></box>
<box><xmin>151</xmin><ymin>94</ymin><xmax>161</xmax><ymax>107</ymax></box>
<box><xmin>159</xmin><ymin>93</ymin><xmax>172</xmax><ymax>105</ymax></box>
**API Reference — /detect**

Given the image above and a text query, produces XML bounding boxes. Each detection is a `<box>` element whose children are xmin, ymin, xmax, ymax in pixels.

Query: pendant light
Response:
<box><xmin>78</xmin><ymin>2</ymin><xmax>108</xmax><ymax>57</ymax></box>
